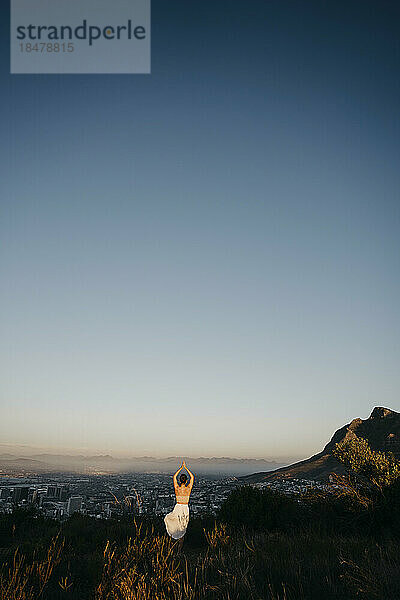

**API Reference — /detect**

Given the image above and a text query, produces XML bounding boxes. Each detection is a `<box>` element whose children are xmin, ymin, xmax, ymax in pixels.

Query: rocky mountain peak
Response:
<box><xmin>242</xmin><ymin>406</ymin><xmax>400</xmax><ymax>483</ymax></box>
<box><xmin>370</xmin><ymin>407</ymin><xmax>395</xmax><ymax>419</ymax></box>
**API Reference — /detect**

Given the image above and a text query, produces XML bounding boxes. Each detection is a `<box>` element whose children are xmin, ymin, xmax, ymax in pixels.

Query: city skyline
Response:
<box><xmin>1</xmin><ymin>1</ymin><xmax>399</xmax><ymax>458</ymax></box>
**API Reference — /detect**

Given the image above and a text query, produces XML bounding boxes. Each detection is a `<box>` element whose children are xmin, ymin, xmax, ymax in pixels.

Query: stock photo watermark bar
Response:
<box><xmin>11</xmin><ymin>0</ymin><xmax>151</xmax><ymax>74</ymax></box>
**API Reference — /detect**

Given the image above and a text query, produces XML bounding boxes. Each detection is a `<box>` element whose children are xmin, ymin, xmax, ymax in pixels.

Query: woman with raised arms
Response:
<box><xmin>164</xmin><ymin>460</ymin><xmax>194</xmax><ymax>543</ymax></box>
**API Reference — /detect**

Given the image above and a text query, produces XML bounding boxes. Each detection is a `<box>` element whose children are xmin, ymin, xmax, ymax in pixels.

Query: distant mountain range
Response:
<box><xmin>242</xmin><ymin>406</ymin><xmax>400</xmax><ymax>483</ymax></box>
<box><xmin>0</xmin><ymin>453</ymin><xmax>286</xmax><ymax>477</ymax></box>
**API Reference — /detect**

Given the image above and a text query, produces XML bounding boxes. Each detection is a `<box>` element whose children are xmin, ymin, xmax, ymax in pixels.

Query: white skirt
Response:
<box><xmin>164</xmin><ymin>503</ymin><xmax>189</xmax><ymax>540</ymax></box>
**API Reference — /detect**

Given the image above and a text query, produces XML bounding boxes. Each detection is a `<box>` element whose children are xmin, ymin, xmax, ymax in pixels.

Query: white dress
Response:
<box><xmin>164</xmin><ymin>503</ymin><xmax>189</xmax><ymax>539</ymax></box>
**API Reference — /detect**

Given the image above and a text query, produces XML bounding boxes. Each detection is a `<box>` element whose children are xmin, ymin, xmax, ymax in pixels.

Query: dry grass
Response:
<box><xmin>340</xmin><ymin>542</ymin><xmax>400</xmax><ymax>599</ymax></box>
<box><xmin>1</xmin><ymin>519</ymin><xmax>399</xmax><ymax>599</ymax></box>
<box><xmin>0</xmin><ymin>534</ymin><xmax>64</xmax><ymax>600</ymax></box>
<box><xmin>93</xmin><ymin>522</ymin><xmax>400</xmax><ymax>600</ymax></box>
<box><xmin>94</xmin><ymin>520</ymin><xmax>183</xmax><ymax>600</ymax></box>
<box><xmin>203</xmin><ymin>522</ymin><xmax>230</xmax><ymax>550</ymax></box>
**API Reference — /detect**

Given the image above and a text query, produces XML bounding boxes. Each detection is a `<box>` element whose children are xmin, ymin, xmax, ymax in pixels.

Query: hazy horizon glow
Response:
<box><xmin>0</xmin><ymin>441</ymin><xmax>299</xmax><ymax>463</ymax></box>
<box><xmin>1</xmin><ymin>1</ymin><xmax>399</xmax><ymax>459</ymax></box>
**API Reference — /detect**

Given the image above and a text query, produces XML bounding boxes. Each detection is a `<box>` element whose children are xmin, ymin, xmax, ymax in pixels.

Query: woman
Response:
<box><xmin>164</xmin><ymin>460</ymin><xmax>194</xmax><ymax>541</ymax></box>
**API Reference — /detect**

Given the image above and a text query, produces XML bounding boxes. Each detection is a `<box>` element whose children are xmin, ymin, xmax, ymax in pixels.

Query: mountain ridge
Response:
<box><xmin>0</xmin><ymin>454</ymin><xmax>286</xmax><ymax>476</ymax></box>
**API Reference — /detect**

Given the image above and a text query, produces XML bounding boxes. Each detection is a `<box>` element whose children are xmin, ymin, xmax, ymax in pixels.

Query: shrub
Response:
<box><xmin>333</xmin><ymin>437</ymin><xmax>400</xmax><ymax>488</ymax></box>
<box><xmin>219</xmin><ymin>485</ymin><xmax>299</xmax><ymax>531</ymax></box>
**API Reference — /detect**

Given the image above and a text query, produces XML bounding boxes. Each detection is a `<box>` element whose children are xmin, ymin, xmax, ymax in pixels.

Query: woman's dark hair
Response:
<box><xmin>179</xmin><ymin>473</ymin><xmax>188</xmax><ymax>485</ymax></box>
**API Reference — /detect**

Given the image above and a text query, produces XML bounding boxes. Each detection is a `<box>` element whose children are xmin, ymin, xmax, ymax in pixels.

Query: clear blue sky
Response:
<box><xmin>1</xmin><ymin>1</ymin><xmax>399</xmax><ymax>459</ymax></box>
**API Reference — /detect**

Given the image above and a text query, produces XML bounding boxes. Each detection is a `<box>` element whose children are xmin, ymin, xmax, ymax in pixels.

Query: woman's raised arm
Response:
<box><xmin>173</xmin><ymin>463</ymin><xmax>184</xmax><ymax>488</ymax></box>
<box><xmin>184</xmin><ymin>462</ymin><xmax>195</xmax><ymax>488</ymax></box>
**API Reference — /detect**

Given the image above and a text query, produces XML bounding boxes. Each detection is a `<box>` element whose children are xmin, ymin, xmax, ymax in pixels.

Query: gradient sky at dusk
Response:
<box><xmin>1</xmin><ymin>1</ymin><xmax>399</xmax><ymax>459</ymax></box>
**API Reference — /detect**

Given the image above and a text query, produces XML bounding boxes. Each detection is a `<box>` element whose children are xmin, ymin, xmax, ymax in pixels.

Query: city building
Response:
<box><xmin>12</xmin><ymin>487</ymin><xmax>29</xmax><ymax>503</ymax></box>
<box><xmin>67</xmin><ymin>496</ymin><xmax>83</xmax><ymax>515</ymax></box>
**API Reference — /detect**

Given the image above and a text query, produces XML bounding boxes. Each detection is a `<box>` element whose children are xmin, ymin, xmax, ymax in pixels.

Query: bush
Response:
<box><xmin>219</xmin><ymin>485</ymin><xmax>299</xmax><ymax>531</ymax></box>
<box><xmin>370</xmin><ymin>477</ymin><xmax>400</xmax><ymax>537</ymax></box>
<box><xmin>333</xmin><ymin>438</ymin><xmax>400</xmax><ymax>488</ymax></box>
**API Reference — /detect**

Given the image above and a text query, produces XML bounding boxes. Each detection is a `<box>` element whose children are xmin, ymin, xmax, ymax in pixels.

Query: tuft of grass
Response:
<box><xmin>203</xmin><ymin>522</ymin><xmax>230</xmax><ymax>550</ymax></box>
<box><xmin>340</xmin><ymin>542</ymin><xmax>400</xmax><ymax>599</ymax></box>
<box><xmin>0</xmin><ymin>534</ymin><xmax>64</xmax><ymax>600</ymax></box>
<box><xmin>94</xmin><ymin>520</ymin><xmax>183</xmax><ymax>600</ymax></box>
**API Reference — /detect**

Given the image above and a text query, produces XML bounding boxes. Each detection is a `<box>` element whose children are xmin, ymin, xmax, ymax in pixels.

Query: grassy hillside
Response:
<box><xmin>0</xmin><ymin>478</ymin><xmax>399</xmax><ymax>600</ymax></box>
